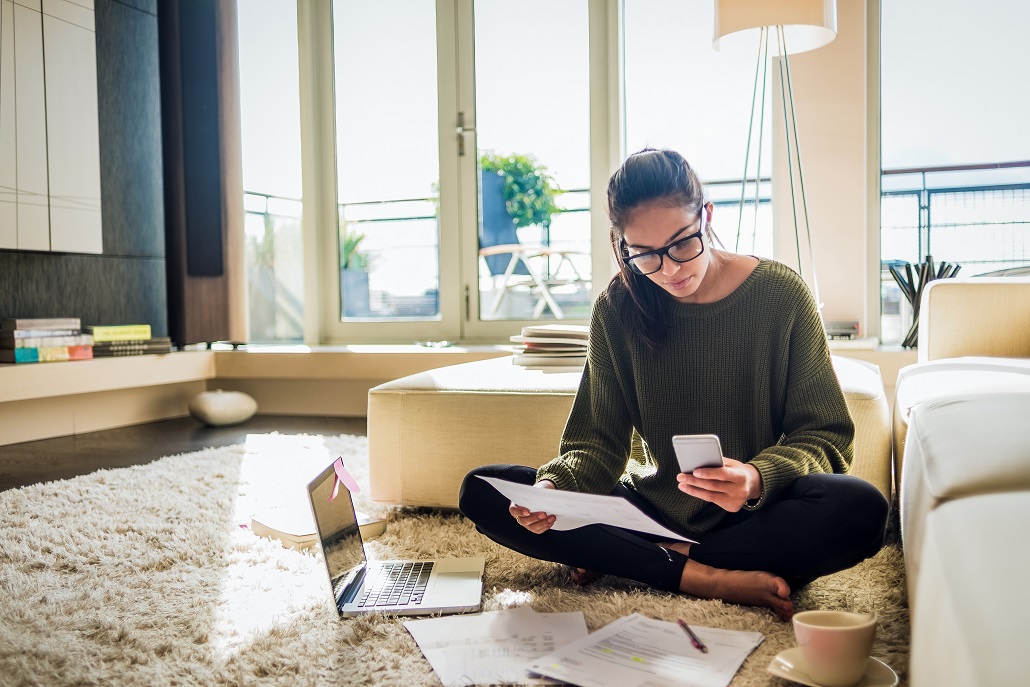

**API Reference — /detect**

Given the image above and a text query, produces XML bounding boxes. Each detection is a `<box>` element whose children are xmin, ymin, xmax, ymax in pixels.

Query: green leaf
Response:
<box><xmin>479</xmin><ymin>151</ymin><xmax>561</xmax><ymax>229</ymax></box>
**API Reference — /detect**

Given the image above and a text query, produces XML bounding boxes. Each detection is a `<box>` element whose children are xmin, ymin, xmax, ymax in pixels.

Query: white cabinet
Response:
<box><xmin>0</xmin><ymin>0</ymin><xmax>101</xmax><ymax>254</ymax></box>
<box><xmin>0</xmin><ymin>0</ymin><xmax>17</xmax><ymax>249</ymax></box>
<box><xmin>43</xmin><ymin>0</ymin><xmax>101</xmax><ymax>253</ymax></box>
<box><xmin>13</xmin><ymin>0</ymin><xmax>50</xmax><ymax>251</ymax></box>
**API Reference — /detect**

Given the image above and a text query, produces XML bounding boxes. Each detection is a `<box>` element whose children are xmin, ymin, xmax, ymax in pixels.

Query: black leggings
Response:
<box><xmin>458</xmin><ymin>464</ymin><xmax>889</xmax><ymax>593</ymax></box>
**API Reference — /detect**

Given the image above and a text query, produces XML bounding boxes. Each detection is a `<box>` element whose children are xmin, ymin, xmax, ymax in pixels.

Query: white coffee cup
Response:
<box><xmin>792</xmin><ymin>610</ymin><xmax>877</xmax><ymax>687</ymax></box>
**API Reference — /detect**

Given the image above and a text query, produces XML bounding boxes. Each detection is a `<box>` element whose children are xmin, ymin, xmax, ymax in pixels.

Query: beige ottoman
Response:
<box><xmin>368</xmin><ymin>357</ymin><xmax>580</xmax><ymax>507</ymax></box>
<box><xmin>368</xmin><ymin>355</ymin><xmax>892</xmax><ymax>508</ymax></box>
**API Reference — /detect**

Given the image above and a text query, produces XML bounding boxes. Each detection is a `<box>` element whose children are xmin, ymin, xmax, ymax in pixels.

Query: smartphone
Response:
<box><xmin>672</xmin><ymin>434</ymin><xmax>724</xmax><ymax>473</ymax></box>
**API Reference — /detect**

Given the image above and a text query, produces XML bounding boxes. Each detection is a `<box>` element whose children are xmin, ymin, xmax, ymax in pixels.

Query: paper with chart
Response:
<box><xmin>526</xmin><ymin>613</ymin><xmax>764</xmax><ymax>687</ymax></box>
<box><xmin>403</xmin><ymin>606</ymin><xmax>588</xmax><ymax>686</ymax></box>
<box><xmin>478</xmin><ymin>476</ymin><xmax>696</xmax><ymax>542</ymax></box>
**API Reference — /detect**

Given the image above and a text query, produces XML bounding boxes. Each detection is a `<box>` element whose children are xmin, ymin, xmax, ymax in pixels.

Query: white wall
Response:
<box><xmin>771</xmin><ymin>0</ymin><xmax>878</xmax><ymax>337</ymax></box>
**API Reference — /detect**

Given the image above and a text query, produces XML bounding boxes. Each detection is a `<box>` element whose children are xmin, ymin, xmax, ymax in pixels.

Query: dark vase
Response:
<box><xmin>341</xmin><ymin>268</ymin><xmax>371</xmax><ymax>317</ymax></box>
<box><xmin>480</xmin><ymin>171</ymin><xmax>530</xmax><ymax>277</ymax></box>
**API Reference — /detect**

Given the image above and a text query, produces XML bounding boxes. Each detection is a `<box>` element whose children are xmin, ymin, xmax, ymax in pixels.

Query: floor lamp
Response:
<box><xmin>713</xmin><ymin>0</ymin><xmax>837</xmax><ymax>320</ymax></box>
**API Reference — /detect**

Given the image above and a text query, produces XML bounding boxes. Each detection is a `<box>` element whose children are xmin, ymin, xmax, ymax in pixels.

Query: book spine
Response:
<box><xmin>93</xmin><ymin>338</ymin><xmax>171</xmax><ymax>354</ymax></box>
<box><xmin>92</xmin><ymin>347</ymin><xmax>171</xmax><ymax>357</ymax></box>
<box><xmin>0</xmin><ymin>348</ymin><xmax>40</xmax><ymax>363</ymax></box>
<box><xmin>1</xmin><ymin>318</ymin><xmax>81</xmax><ymax>331</ymax></box>
<box><xmin>0</xmin><ymin>328</ymin><xmax>80</xmax><ymax>339</ymax></box>
<box><xmin>92</xmin><ymin>336</ymin><xmax>170</xmax><ymax>347</ymax></box>
<box><xmin>3</xmin><ymin>334</ymin><xmax>94</xmax><ymax>349</ymax></box>
<box><xmin>0</xmin><ymin>345</ymin><xmax>93</xmax><ymax>363</ymax></box>
<box><xmin>87</xmin><ymin>324</ymin><xmax>152</xmax><ymax>342</ymax></box>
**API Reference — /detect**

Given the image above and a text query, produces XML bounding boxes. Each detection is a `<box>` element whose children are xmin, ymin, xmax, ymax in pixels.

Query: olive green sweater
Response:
<box><xmin>536</xmin><ymin>259</ymin><xmax>854</xmax><ymax>538</ymax></box>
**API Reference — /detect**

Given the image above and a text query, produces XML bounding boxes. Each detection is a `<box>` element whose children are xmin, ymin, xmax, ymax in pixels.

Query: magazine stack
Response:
<box><xmin>86</xmin><ymin>324</ymin><xmax>172</xmax><ymax>357</ymax></box>
<box><xmin>509</xmin><ymin>324</ymin><xmax>588</xmax><ymax>370</ymax></box>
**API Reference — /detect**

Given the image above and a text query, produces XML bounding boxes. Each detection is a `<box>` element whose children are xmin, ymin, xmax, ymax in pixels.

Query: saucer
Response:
<box><xmin>767</xmin><ymin>647</ymin><xmax>898</xmax><ymax>687</ymax></box>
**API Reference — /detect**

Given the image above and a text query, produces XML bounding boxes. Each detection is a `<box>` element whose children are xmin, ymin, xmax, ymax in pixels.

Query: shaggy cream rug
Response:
<box><xmin>0</xmin><ymin>433</ymin><xmax>909</xmax><ymax>686</ymax></box>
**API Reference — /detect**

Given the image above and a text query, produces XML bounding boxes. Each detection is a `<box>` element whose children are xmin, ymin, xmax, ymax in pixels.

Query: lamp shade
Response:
<box><xmin>713</xmin><ymin>0</ymin><xmax>837</xmax><ymax>56</ymax></box>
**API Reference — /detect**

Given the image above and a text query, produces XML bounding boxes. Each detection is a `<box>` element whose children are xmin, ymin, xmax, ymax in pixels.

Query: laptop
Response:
<box><xmin>306</xmin><ymin>460</ymin><xmax>485</xmax><ymax>617</ymax></box>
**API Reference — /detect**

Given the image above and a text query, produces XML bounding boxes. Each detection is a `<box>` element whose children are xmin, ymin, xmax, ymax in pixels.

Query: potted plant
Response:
<box><xmin>479</xmin><ymin>152</ymin><xmax>561</xmax><ymax>229</ymax></box>
<box><xmin>478</xmin><ymin>152</ymin><xmax>562</xmax><ymax>276</ymax></box>
<box><xmin>340</xmin><ymin>225</ymin><xmax>372</xmax><ymax>317</ymax></box>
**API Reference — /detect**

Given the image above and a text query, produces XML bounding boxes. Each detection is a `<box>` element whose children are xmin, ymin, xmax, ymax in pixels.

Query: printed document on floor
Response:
<box><xmin>404</xmin><ymin>605</ymin><xmax>589</xmax><ymax>686</ymax></box>
<box><xmin>526</xmin><ymin>613</ymin><xmax>763</xmax><ymax>687</ymax></box>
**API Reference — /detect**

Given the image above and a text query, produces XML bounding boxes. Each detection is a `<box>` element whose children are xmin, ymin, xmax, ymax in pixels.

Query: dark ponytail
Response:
<box><xmin>605</xmin><ymin>149</ymin><xmax>707</xmax><ymax>351</ymax></box>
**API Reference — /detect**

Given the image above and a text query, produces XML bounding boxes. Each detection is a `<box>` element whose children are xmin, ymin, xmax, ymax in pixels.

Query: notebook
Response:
<box><xmin>306</xmin><ymin>460</ymin><xmax>484</xmax><ymax>617</ymax></box>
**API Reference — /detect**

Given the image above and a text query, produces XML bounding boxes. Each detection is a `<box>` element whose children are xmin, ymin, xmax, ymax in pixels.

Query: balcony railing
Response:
<box><xmin>879</xmin><ymin>160</ymin><xmax>1030</xmax><ymax>342</ymax></box>
<box><xmin>882</xmin><ymin>160</ymin><xmax>1030</xmax><ymax>273</ymax></box>
<box><xmin>243</xmin><ymin>161</ymin><xmax>1029</xmax><ymax>341</ymax></box>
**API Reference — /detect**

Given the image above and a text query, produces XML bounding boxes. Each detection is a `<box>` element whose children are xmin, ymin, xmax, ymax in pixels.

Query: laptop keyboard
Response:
<box><xmin>358</xmin><ymin>561</ymin><xmax>434</xmax><ymax>608</ymax></box>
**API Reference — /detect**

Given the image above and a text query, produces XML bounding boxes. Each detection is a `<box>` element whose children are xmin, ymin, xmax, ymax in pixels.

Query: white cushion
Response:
<box><xmin>911</xmin><ymin>492</ymin><xmax>1030</xmax><ymax>687</ymax></box>
<box><xmin>892</xmin><ymin>357</ymin><xmax>1030</xmax><ymax>478</ymax></box>
<box><xmin>901</xmin><ymin>391</ymin><xmax>1030</xmax><ymax>589</ymax></box>
<box><xmin>188</xmin><ymin>389</ymin><xmax>258</xmax><ymax>427</ymax></box>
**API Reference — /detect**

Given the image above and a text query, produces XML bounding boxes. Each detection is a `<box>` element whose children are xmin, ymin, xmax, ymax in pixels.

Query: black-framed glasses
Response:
<box><xmin>622</xmin><ymin>208</ymin><xmax>707</xmax><ymax>276</ymax></box>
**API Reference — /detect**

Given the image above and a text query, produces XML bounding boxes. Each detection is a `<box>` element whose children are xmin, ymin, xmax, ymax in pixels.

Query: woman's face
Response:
<box><xmin>621</xmin><ymin>201</ymin><xmax>711</xmax><ymax>303</ymax></box>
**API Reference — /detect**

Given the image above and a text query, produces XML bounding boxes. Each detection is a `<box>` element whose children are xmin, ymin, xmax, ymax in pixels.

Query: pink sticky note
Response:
<box><xmin>328</xmin><ymin>456</ymin><xmax>361</xmax><ymax>502</ymax></box>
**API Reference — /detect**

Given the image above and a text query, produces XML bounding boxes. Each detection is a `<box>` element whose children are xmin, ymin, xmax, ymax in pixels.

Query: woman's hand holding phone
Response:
<box><xmin>677</xmin><ymin>458</ymin><xmax>763</xmax><ymax>512</ymax></box>
<box><xmin>673</xmin><ymin>434</ymin><xmax>762</xmax><ymax>512</ymax></box>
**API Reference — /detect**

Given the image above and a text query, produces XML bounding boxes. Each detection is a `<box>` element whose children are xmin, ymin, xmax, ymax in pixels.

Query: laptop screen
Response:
<box><xmin>307</xmin><ymin>464</ymin><xmax>366</xmax><ymax>604</ymax></box>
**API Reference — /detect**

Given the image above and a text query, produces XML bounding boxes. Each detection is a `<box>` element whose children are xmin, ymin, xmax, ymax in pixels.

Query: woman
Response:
<box><xmin>458</xmin><ymin>148</ymin><xmax>888</xmax><ymax>620</ymax></box>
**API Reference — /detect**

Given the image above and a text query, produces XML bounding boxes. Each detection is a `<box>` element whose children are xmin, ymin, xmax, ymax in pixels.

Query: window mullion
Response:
<box><xmin>296</xmin><ymin>0</ymin><xmax>336</xmax><ymax>344</ymax></box>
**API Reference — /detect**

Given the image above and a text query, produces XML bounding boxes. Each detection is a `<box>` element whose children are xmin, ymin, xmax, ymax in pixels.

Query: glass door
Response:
<box><xmin>328</xmin><ymin>0</ymin><xmax>457</xmax><ymax>344</ymax></box>
<box><xmin>461</xmin><ymin>0</ymin><xmax>593</xmax><ymax>340</ymax></box>
<box><xmin>324</xmin><ymin>0</ymin><xmax>595</xmax><ymax>344</ymax></box>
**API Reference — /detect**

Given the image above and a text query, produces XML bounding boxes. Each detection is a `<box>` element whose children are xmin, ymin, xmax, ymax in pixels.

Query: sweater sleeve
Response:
<box><xmin>535</xmin><ymin>295</ymin><xmax>634</xmax><ymax>493</ymax></box>
<box><xmin>747</xmin><ymin>284</ymin><xmax>855</xmax><ymax>505</ymax></box>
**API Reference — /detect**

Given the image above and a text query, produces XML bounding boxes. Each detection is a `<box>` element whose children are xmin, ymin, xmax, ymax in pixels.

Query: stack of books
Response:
<box><xmin>510</xmin><ymin>324</ymin><xmax>588</xmax><ymax>369</ymax></box>
<box><xmin>86</xmin><ymin>324</ymin><xmax>172</xmax><ymax>357</ymax></box>
<box><xmin>0</xmin><ymin>317</ymin><xmax>93</xmax><ymax>364</ymax></box>
<box><xmin>250</xmin><ymin>503</ymin><xmax>387</xmax><ymax>551</ymax></box>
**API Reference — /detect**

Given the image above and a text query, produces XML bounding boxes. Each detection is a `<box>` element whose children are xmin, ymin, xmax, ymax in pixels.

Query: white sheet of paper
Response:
<box><xmin>478</xmin><ymin>475</ymin><xmax>696</xmax><ymax>543</ymax></box>
<box><xmin>526</xmin><ymin>613</ymin><xmax>764</xmax><ymax>687</ymax></box>
<box><xmin>404</xmin><ymin>606</ymin><xmax>589</xmax><ymax>686</ymax></box>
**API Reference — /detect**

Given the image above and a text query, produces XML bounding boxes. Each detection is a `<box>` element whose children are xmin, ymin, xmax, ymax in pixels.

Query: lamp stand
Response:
<box><xmin>736</xmin><ymin>26</ymin><xmax>823</xmax><ymax>324</ymax></box>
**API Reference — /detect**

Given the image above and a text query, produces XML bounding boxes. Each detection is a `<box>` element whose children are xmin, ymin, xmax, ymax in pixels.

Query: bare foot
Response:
<box><xmin>679</xmin><ymin>559</ymin><xmax>793</xmax><ymax>621</ymax></box>
<box><xmin>569</xmin><ymin>567</ymin><xmax>603</xmax><ymax>586</ymax></box>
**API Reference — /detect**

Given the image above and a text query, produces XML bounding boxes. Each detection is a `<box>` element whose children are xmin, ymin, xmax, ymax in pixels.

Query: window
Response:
<box><xmin>472</xmin><ymin>1</ymin><xmax>592</xmax><ymax>323</ymax></box>
<box><xmin>237</xmin><ymin>0</ymin><xmax>304</xmax><ymax>342</ymax></box>
<box><xmin>247</xmin><ymin>2</ymin><xmax>928</xmax><ymax>345</ymax></box>
<box><xmin>238</xmin><ymin>0</ymin><xmax>609</xmax><ymax>345</ymax></box>
<box><xmin>331</xmin><ymin>0</ymin><xmax>443</xmax><ymax>333</ymax></box>
<box><xmin>880</xmin><ymin>0</ymin><xmax>1030</xmax><ymax>343</ymax></box>
<box><xmin>623</xmin><ymin>0</ymin><xmax>774</xmax><ymax>258</ymax></box>
<box><xmin>322</xmin><ymin>0</ymin><xmax>602</xmax><ymax>344</ymax></box>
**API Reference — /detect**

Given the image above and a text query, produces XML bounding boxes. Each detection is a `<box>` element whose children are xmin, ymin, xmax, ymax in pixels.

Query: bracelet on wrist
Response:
<box><xmin>741</xmin><ymin>484</ymin><xmax>765</xmax><ymax>511</ymax></box>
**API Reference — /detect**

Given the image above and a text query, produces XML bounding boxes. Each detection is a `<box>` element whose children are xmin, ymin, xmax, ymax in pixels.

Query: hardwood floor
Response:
<box><xmin>0</xmin><ymin>415</ymin><xmax>367</xmax><ymax>492</ymax></box>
